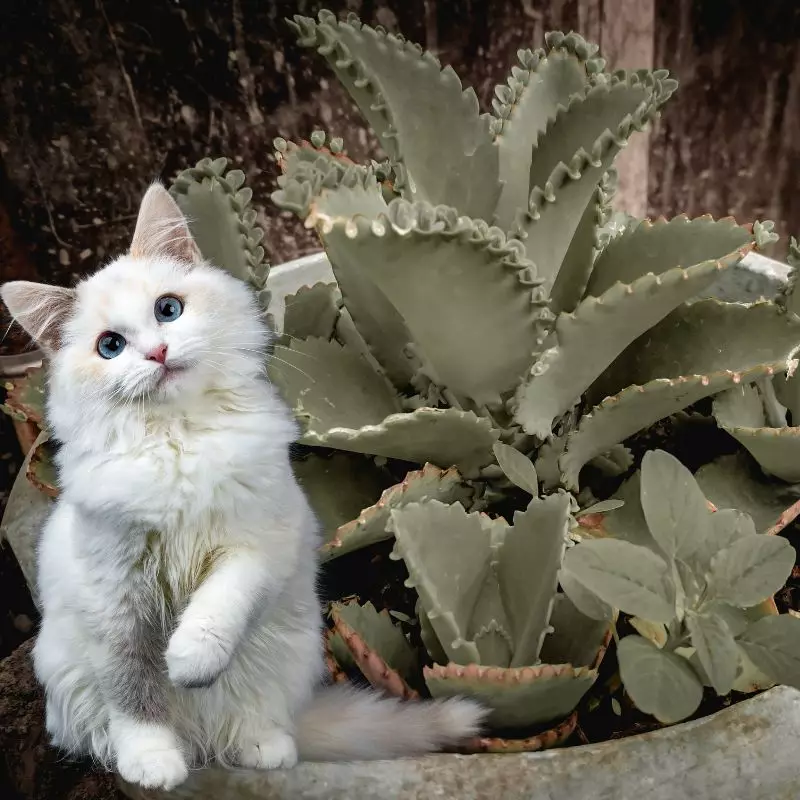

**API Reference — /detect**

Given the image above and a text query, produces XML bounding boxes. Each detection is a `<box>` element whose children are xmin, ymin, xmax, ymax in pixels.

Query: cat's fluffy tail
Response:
<box><xmin>295</xmin><ymin>684</ymin><xmax>486</xmax><ymax>762</ymax></box>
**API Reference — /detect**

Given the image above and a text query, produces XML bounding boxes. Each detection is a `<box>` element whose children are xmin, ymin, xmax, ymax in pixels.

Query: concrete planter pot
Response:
<box><xmin>2</xmin><ymin>250</ymin><xmax>798</xmax><ymax>799</ymax></box>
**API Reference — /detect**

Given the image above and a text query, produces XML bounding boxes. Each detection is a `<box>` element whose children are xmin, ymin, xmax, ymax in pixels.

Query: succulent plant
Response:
<box><xmin>270</xmin><ymin>9</ymin><xmax>793</xmax><ymax>555</ymax></box>
<box><xmin>327</xmin><ymin>443</ymin><xmax>611</xmax><ymax>741</ymax></box>
<box><xmin>561</xmin><ymin>449</ymin><xmax>800</xmax><ymax>723</ymax></box>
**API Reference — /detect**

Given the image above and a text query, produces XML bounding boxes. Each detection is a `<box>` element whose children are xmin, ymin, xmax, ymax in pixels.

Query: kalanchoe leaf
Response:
<box><xmin>26</xmin><ymin>434</ymin><xmax>58</xmax><ymax>498</ymax></box>
<box><xmin>515</xmin><ymin>70</ymin><xmax>675</xmax><ymax>289</ymax></box>
<box><xmin>527</xmin><ymin>80</ymin><xmax>651</xmax><ymax>215</ymax></box>
<box><xmin>617</xmin><ymin>635</ymin><xmax>704</xmax><ymax>724</ymax></box>
<box><xmin>540</xmin><ymin>593</ymin><xmax>611</xmax><ymax>668</ymax></box>
<box><xmin>417</xmin><ymin>600</ymin><xmax>449</xmax><ymax>665</ymax></box>
<box><xmin>590</xmin><ymin>300</ymin><xmax>800</xmax><ymax>408</ymax></box>
<box><xmin>586</xmin><ymin>215</ymin><xmax>754</xmax><ymax>298</ymax></box>
<box><xmin>326</xmin><ymin>629</ymin><xmax>355</xmax><ymax>673</ymax></box>
<box><xmin>497</xmin><ymin>494</ymin><xmax>571</xmax><ymax>667</ymax></box>
<box><xmin>2</xmin><ymin>366</ymin><xmax>46</xmax><ymax>426</ymax></box>
<box><xmin>290</xmin><ymin>12</ymin><xmax>500</xmax><ymax>219</ymax></box>
<box><xmin>771</xmin><ymin>370</ymin><xmax>800</xmax><ymax>428</ymax></box>
<box><xmin>320</xmin><ymin>464</ymin><xmax>473</xmax><ymax>562</ymax></box>
<box><xmin>694</xmin><ymin>454</ymin><xmax>800</xmax><ymax>536</ymax></box>
<box><xmin>291</xmin><ymin>451</ymin><xmax>392</xmax><ymax>547</ymax></box>
<box><xmin>314</xmin><ymin>204</ymin><xmax>546</xmax><ymax>407</ymax></box>
<box><xmin>707</xmin><ymin>535</ymin><xmax>795</xmax><ymax>608</ymax></box>
<box><xmin>307</xmin><ymin>407</ymin><xmax>499</xmax><ymax>476</ymax></box>
<box><xmin>713</xmin><ymin>383</ymin><xmax>800</xmax><ymax>483</ymax></box>
<box><xmin>560</xmin><ymin>300</ymin><xmax>800</xmax><ymax>489</ymax></box>
<box><xmin>1</xmin><ymin>432</ymin><xmax>54</xmax><ymax>599</ymax></box>
<box><xmin>274</xmin><ymin>143</ymin><xmax>417</xmax><ymax>388</ymax></box>
<box><xmin>514</xmin><ymin>249</ymin><xmax>754</xmax><ymax>439</ymax></box>
<box><xmin>330</xmin><ymin>600</ymin><xmax>419</xmax><ymax>698</ymax></box>
<box><xmin>640</xmin><ymin>449</ymin><xmax>713</xmax><ymax>563</ymax></box>
<box><xmin>269</xmin><ymin>337</ymin><xmax>498</xmax><ymax>473</ymax></box>
<box><xmin>562</xmin><ymin>538</ymin><xmax>676</xmax><ymax>622</ymax></box>
<box><xmin>389</xmin><ymin>500</ymin><xmax>508</xmax><ymax>665</ymax></box>
<box><xmin>492</xmin><ymin>442</ymin><xmax>538</xmax><ymax>495</ymax></box>
<box><xmin>737</xmin><ymin>614</ymin><xmax>800</xmax><ymax>690</ymax></box>
<box><xmin>685</xmin><ymin>611</ymin><xmax>740</xmax><ymax>695</ymax></box>
<box><xmin>558</xmin><ymin>570</ymin><xmax>614</xmax><ymax>622</ymax></box>
<box><xmin>169</xmin><ymin>158</ymin><xmax>269</xmax><ymax>303</ymax></box>
<box><xmin>424</xmin><ymin>662</ymin><xmax>597</xmax><ymax>728</ymax></box>
<box><xmin>549</xmin><ymin>172</ymin><xmax>616</xmax><ymax>315</ymax></box>
<box><xmin>491</xmin><ymin>41</ymin><xmax>591</xmax><ymax>229</ymax></box>
<box><xmin>281</xmin><ymin>281</ymin><xmax>342</xmax><ymax>342</ymax></box>
<box><xmin>268</xmin><ymin>336</ymin><xmax>402</xmax><ymax>429</ymax></box>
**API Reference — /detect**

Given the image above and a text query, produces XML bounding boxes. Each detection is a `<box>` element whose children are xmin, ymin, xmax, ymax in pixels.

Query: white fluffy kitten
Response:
<box><xmin>1</xmin><ymin>184</ymin><xmax>483</xmax><ymax>791</ymax></box>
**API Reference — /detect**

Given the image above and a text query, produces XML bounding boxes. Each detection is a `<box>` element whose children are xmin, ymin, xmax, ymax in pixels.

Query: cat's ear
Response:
<box><xmin>130</xmin><ymin>182</ymin><xmax>203</xmax><ymax>265</ymax></box>
<box><xmin>1</xmin><ymin>281</ymin><xmax>76</xmax><ymax>353</ymax></box>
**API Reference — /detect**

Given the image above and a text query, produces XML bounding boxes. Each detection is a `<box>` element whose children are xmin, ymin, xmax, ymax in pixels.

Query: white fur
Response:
<box><xmin>8</xmin><ymin>186</ymin><xmax>484</xmax><ymax>792</ymax></box>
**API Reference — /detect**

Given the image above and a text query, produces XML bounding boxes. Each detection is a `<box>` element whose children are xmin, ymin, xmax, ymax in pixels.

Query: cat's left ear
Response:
<box><xmin>1</xmin><ymin>281</ymin><xmax>76</xmax><ymax>353</ymax></box>
<box><xmin>130</xmin><ymin>182</ymin><xmax>203</xmax><ymax>265</ymax></box>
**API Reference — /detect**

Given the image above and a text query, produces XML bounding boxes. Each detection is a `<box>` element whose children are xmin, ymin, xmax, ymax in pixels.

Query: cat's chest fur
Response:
<box><xmin>60</xmin><ymin>395</ymin><xmax>285</xmax><ymax>533</ymax></box>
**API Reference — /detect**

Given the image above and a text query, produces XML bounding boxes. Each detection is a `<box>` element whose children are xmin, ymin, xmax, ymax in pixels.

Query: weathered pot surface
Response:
<box><xmin>4</xmin><ymin>250</ymin><xmax>798</xmax><ymax>799</ymax></box>
<box><xmin>117</xmin><ymin>685</ymin><xmax>800</xmax><ymax>800</ymax></box>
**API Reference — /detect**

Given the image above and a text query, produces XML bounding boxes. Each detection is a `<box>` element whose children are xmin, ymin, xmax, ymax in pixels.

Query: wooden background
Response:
<box><xmin>1</xmin><ymin>0</ymin><xmax>799</xmax><ymax>289</ymax></box>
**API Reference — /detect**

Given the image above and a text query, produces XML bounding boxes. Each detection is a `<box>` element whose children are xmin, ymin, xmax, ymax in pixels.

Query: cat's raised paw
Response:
<box><xmin>116</xmin><ymin>743</ymin><xmax>189</xmax><ymax>790</ymax></box>
<box><xmin>166</xmin><ymin>619</ymin><xmax>231</xmax><ymax>688</ymax></box>
<box><xmin>238</xmin><ymin>729</ymin><xmax>298</xmax><ymax>770</ymax></box>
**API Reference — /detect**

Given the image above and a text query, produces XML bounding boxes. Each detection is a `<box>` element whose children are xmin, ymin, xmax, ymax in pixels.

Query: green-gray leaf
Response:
<box><xmin>618</xmin><ymin>635</ymin><xmax>704</xmax><ymax>723</ymax></box>
<box><xmin>737</xmin><ymin>615</ymin><xmax>800</xmax><ymax>689</ymax></box>
<box><xmin>498</xmin><ymin>494</ymin><xmax>571</xmax><ymax>666</ymax></box>
<box><xmin>694</xmin><ymin>508</ymin><xmax>757</xmax><ymax>571</ymax></box>
<box><xmin>640</xmin><ymin>449</ymin><xmax>713</xmax><ymax>562</ymax></box>
<box><xmin>580</xmin><ymin>498</ymin><xmax>625</xmax><ymax>515</ymax></box>
<box><xmin>561</xmin><ymin>538</ymin><xmax>676</xmax><ymax>623</ymax></box>
<box><xmin>559</xmin><ymin>570</ymin><xmax>615</xmax><ymax>622</ymax></box>
<box><xmin>492</xmin><ymin>442</ymin><xmax>539</xmax><ymax>495</ymax></box>
<box><xmin>708</xmin><ymin>535</ymin><xmax>795</xmax><ymax>608</ymax></box>
<box><xmin>685</xmin><ymin>611</ymin><xmax>740</xmax><ymax>695</ymax></box>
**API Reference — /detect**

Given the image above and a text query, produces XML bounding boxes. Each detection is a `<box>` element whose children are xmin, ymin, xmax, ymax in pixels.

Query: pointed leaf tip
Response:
<box><xmin>492</xmin><ymin>442</ymin><xmax>539</xmax><ymax>495</ymax></box>
<box><xmin>640</xmin><ymin>449</ymin><xmax>713</xmax><ymax>563</ymax></box>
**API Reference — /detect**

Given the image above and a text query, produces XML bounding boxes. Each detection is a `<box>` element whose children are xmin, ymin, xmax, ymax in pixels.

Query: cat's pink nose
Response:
<box><xmin>146</xmin><ymin>344</ymin><xmax>168</xmax><ymax>364</ymax></box>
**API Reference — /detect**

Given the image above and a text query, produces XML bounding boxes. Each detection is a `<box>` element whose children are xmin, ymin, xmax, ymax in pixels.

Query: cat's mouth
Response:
<box><xmin>155</xmin><ymin>363</ymin><xmax>188</xmax><ymax>386</ymax></box>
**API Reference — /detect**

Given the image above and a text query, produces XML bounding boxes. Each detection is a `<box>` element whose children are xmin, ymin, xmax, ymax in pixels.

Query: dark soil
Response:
<box><xmin>0</xmin><ymin>640</ymin><xmax>122</xmax><ymax>800</ymax></box>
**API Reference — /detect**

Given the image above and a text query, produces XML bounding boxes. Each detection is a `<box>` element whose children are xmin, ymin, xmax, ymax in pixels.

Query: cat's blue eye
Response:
<box><xmin>97</xmin><ymin>332</ymin><xmax>126</xmax><ymax>359</ymax></box>
<box><xmin>155</xmin><ymin>295</ymin><xmax>184</xmax><ymax>323</ymax></box>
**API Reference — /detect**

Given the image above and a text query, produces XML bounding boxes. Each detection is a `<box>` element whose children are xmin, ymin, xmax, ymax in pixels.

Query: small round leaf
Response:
<box><xmin>618</xmin><ymin>635</ymin><xmax>704</xmax><ymax>723</ymax></box>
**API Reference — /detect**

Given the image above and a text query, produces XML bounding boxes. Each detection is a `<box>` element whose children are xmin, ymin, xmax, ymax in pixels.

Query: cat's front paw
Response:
<box><xmin>115</xmin><ymin>724</ymin><xmax>188</xmax><ymax>790</ymax></box>
<box><xmin>166</xmin><ymin>619</ymin><xmax>232</xmax><ymax>688</ymax></box>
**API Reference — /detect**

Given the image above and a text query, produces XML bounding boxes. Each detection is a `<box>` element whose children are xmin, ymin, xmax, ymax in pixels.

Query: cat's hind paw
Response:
<box><xmin>238</xmin><ymin>728</ymin><xmax>298</xmax><ymax>770</ymax></box>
